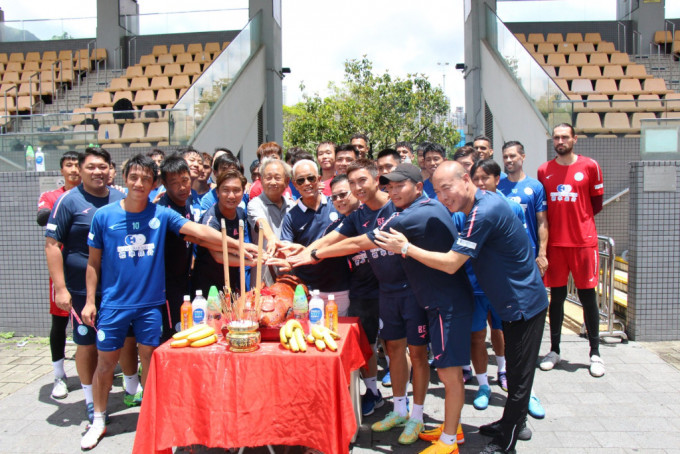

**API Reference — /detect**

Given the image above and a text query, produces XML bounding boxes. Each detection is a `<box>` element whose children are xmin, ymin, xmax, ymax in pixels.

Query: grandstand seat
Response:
<box><xmin>604</xmin><ymin>112</ymin><xmax>631</xmax><ymax>133</ymax></box>
<box><xmin>0</xmin><ymin>53</ymin><xmax>8</xmax><ymax>64</ymax></box>
<box><xmin>568</xmin><ymin>53</ymin><xmax>588</xmax><ymax>66</ymax></box>
<box><xmin>94</xmin><ymin>107</ymin><xmax>115</xmax><ymax>124</ymax></box>
<box><xmin>222</xmin><ymin>42</ymin><xmax>229</xmax><ymax>50</ymax></box>
<box><xmin>536</xmin><ymin>43</ymin><xmax>555</xmax><ymax>54</ymax></box>
<box><xmin>183</xmin><ymin>62</ymin><xmax>202</xmax><ymax>75</ymax></box>
<box><xmin>156</xmin><ymin>88</ymin><xmax>178</xmax><ymax>106</ymax></box>
<box><xmin>106</xmin><ymin>77</ymin><xmax>129</xmax><ymax>92</ymax></box>
<box><xmin>571</xmin><ymin>79</ymin><xmax>595</xmax><ymax>94</ymax></box>
<box><xmin>98</xmin><ymin>123</ymin><xmax>120</xmax><ymax>143</ymax></box>
<box><xmin>152</xmin><ymin>45</ymin><xmax>168</xmax><ymax>56</ymax></box>
<box><xmin>187</xmin><ymin>43</ymin><xmax>203</xmax><ymax>53</ymax></box>
<box><xmin>1</xmin><ymin>96</ymin><xmax>16</xmax><ymax>113</ymax></box>
<box><xmin>25</xmin><ymin>52</ymin><xmax>40</xmax><ymax>62</ymax></box>
<box><xmin>144</xmin><ymin>65</ymin><xmax>162</xmax><ymax>77</ymax></box>
<box><xmin>527</xmin><ymin>33</ymin><xmax>544</xmax><ymax>44</ymax></box>
<box><xmin>125</xmin><ymin>66</ymin><xmax>144</xmax><ymax>79</ymax></box>
<box><xmin>546</xmin><ymin>33</ymin><xmax>563</xmax><ymax>44</ymax></box>
<box><xmin>65</xmin><ymin>107</ymin><xmax>92</xmax><ymax>125</ymax></box>
<box><xmin>609</xmin><ymin>52</ymin><xmax>630</xmax><ymax>65</ymax></box>
<box><xmin>146</xmin><ymin>121</ymin><xmax>169</xmax><ymax>142</ymax></box>
<box><xmin>175</xmin><ymin>53</ymin><xmax>193</xmax><ymax>65</ymax></box>
<box><xmin>637</xmin><ymin>94</ymin><xmax>663</xmax><ymax>111</ymax></box>
<box><xmin>163</xmin><ymin>63</ymin><xmax>182</xmax><ymax>77</ymax></box>
<box><xmin>554</xmin><ymin>78</ymin><xmax>570</xmax><ymax>93</ymax></box>
<box><xmin>644</xmin><ymin>78</ymin><xmax>670</xmax><ymax>94</ymax></box>
<box><xmin>660</xmin><ymin>111</ymin><xmax>680</xmax><ymax>119</ymax></box>
<box><xmin>570</xmin><ymin>93</ymin><xmax>586</xmax><ymax>112</ymax></box>
<box><xmin>566</xmin><ymin>33</ymin><xmax>583</xmax><ymax>43</ymax></box>
<box><xmin>17</xmin><ymin>83</ymin><xmax>37</xmax><ymax>97</ymax></box>
<box><xmin>0</xmin><ymin>83</ymin><xmax>17</xmax><ymax>95</ymax></box>
<box><xmin>157</xmin><ymin>54</ymin><xmax>174</xmax><ymax>65</ymax></box>
<box><xmin>547</xmin><ymin>54</ymin><xmax>567</xmax><ymax>66</ymax></box>
<box><xmin>602</xmin><ymin>65</ymin><xmax>625</xmax><ymax>79</ymax></box>
<box><xmin>140</xmin><ymin>104</ymin><xmax>164</xmax><ymax>122</ymax></box>
<box><xmin>6</xmin><ymin>62</ymin><xmax>22</xmax><ymax>72</ymax></box>
<box><xmin>619</xmin><ymin>79</ymin><xmax>643</xmax><ymax>95</ymax></box>
<box><xmin>523</xmin><ymin>41</ymin><xmax>536</xmax><ymax>52</ymax></box>
<box><xmin>17</xmin><ymin>96</ymin><xmax>35</xmax><ymax>113</ymax></box>
<box><xmin>531</xmin><ymin>53</ymin><xmax>545</xmax><ymax>64</ymax></box>
<box><xmin>150</xmin><ymin>76</ymin><xmax>170</xmax><ymax>90</ymax></box>
<box><xmin>59</xmin><ymin>68</ymin><xmax>74</xmax><ymax>84</ymax></box>
<box><xmin>170</xmin><ymin>75</ymin><xmax>191</xmax><ymax>89</ymax></box>
<box><xmin>558</xmin><ymin>66</ymin><xmax>580</xmax><ymax>80</ymax></box>
<box><xmin>625</xmin><ymin>64</ymin><xmax>651</xmax><ymax>79</ymax></box>
<box><xmin>112</xmin><ymin>90</ymin><xmax>134</xmax><ymax>105</ymax></box>
<box><xmin>631</xmin><ymin>112</ymin><xmax>656</xmax><ymax>130</ymax></box>
<box><xmin>169</xmin><ymin>44</ymin><xmax>185</xmax><ymax>55</ymax></box>
<box><xmin>130</xmin><ymin>77</ymin><xmax>150</xmax><ymax>91</ymax></box>
<box><xmin>672</xmin><ymin>41</ymin><xmax>680</xmax><ymax>55</ymax></box>
<box><xmin>91</xmin><ymin>49</ymin><xmax>107</xmax><ymax>65</ymax></box>
<box><xmin>556</xmin><ymin>43</ymin><xmax>576</xmax><ymax>54</ymax></box>
<box><xmin>9</xmin><ymin>52</ymin><xmax>24</xmax><ymax>62</ymax></box>
<box><xmin>584</xmin><ymin>33</ymin><xmax>602</xmax><ymax>44</ymax></box>
<box><xmin>611</xmin><ymin>94</ymin><xmax>637</xmax><ymax>112</ymax></box>
<box><xmin>178</xmin><ymin>88</ymin><xmax>187</xmax><ymax>98</ymax></box>
<box><xmin>664</xmin><ymin>93</ymin><xmax>680</xmax><ymax>110</ymax></box>
<box><xmin>19</xmin><ymin>71</ymin><xmax>35</xmax><ymax>83</ymax></box>
<box><xmin>64</xmin><ymin>124</ymin><xmax>95</xmax><ymax>145</ymax></box>
<box><xmin>584</xmin><ymin>94</ymin><xmax>610</xmax><ymax>112</ymax></box>
<box><xmin>193</xmin><ymin>52</ymin><xmax>211</xmax><ymax>64</ymax></box>
<box><xmin>576</xmin><ymin>112</ymin><xmax>606</xmax><ymax>133</ymax></box>
<box><xmin>580</xmin><ymin>65</ymin><xmax>602</xmax><ymax>80</ymax></box>
<box><xmin>57</xmin><ymin>50</ymin><xmax>73</xmax><ymax>61</ymax></box>
<box><xmin>654</xmin><ymin>30</ymin><xmax>673</xmax><ymax>44</ymax></box>
<box><xmin>85</xmin><ymin>92</ymin><xmax>111</xmax><ymax>109</ymax></box>
<box><xmin>2</xmin><ymin>72</ymin><xmax>20</xmax><ymax>85</ymax></box>
<box><xmin>577</xmin><ymin>42</ymin><xmax>596</xmax><ymax>54</ymax></box>
<box><xmin>140</xmin><ymin>55</ymin><xmax>156</xmax><ymax>66</ymax></box>
<box><xmin>204</xmin><ymin>42</ymin><xmax>221</xmax><ymax>55</ymax></box>
<box><xmin>0</xmin><ymin>62</ymin><xmax>4</xmax><ymax>73</ymax></box>
<box><xmin>133</xmin><ymin>90</ymin><xmax>155</xmax><ymax>106</ymax></box>
<box><xmin>543</xmin><ymin>66</ymin><xmax>557</xmax><ymax>78</ymax></box>
<box><xmin>589</xmin><ymin>53</ymin><xmax>610</xmax><ymax>65</ymax></box>
<box><xmin>116</xmin><ymin>122</ymin><xmax>145</xmax><ymax>143</ymax></box>
<box><xmin>39</xmin><ymin>61</ymin><xmax>54</xmax><ymax>71</ymax></box>
<box><xmin>23</xmin><ymin>61</ymin><xmax>39</xmax><ymax>73</ymax></box>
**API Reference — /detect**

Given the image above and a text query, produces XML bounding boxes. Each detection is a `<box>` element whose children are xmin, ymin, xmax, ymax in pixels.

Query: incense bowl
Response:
<box><xmin>226</xmin><ymin>320</ymin><xmax>260</xmax><ymax>353</ymax></box>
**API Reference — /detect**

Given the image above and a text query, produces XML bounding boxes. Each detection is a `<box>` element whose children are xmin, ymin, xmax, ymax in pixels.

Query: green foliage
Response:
<box><xmin>0</xmin><ymin>331</ymin><xmax>14</xmax><ymax>339</ymax></box>
<box><xmin>284</xmin><ymin>57</ymin><xmax>460</xmax><ymax>155</ymax></box>
<box><xmin>51</xmin><ymin>31</ymin><xmax>73</xmax><ymax>40</ymax></box>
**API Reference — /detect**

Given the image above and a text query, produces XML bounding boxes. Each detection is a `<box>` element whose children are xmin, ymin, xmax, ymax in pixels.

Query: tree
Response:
<box><xmin>284</xmin><ymin>57</ymin><xmax>460</xmax><ymax>157</ymax></box>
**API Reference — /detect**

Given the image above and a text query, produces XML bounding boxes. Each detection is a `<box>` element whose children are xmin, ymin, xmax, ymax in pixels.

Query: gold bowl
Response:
<box><xmin>226</xmin><ymin>321</ymin><xmax>260</xmax><ymax>353</ymax></box>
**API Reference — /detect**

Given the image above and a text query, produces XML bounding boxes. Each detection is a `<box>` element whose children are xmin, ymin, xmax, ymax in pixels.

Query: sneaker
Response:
<box><xmin>539</xmin><ymin>351</ymin><xmax>560</xmax><ymax>371</ymax></box>
<box><xmin>81</xmin><ymin>424</ymin><xmax>106</xmax><ymax>450</ymax></box>
<box><xmin>589</xmin><ymin>355</ymin><xmax>605</xmax><ymax>377</ymax></box>
<box><xmin>361</xmin><ymin>389</ymin><xmax>384</xmax><ymax>416</ymax></box>
<box><xmin>51</xmin><ymin>376</ymin><xmax>68</xmax><ymax>399</ymax></box>
<box><xmin>462</xmin><ymin>368</ymin><xmax>473</xmax><ymax>384</ymax></box>
<box><xmin>473</xmin><ymin>384</ymin><xmax>491</xmax><ymax>410</ymax></box>
<box><xmin>419</xmin><ymin>423</ymin><xmax>465</xmax><ymax>445</ymax></box>
<box><xmin>497</xmin><ymin>372</ymin><xmax>508</xmax><ymax>392</ymax></box>
<box><xmin>479</xmin><ymin>442</ymin><xmax>516</xmax><ymax>454</ymax></box>
<box><xmin>478</xmin><ymin>419</ymin><xmax>531</xmax><ymax>441</ymax></box>
<box><xmin>418</xmin><ymin>440</ymin><xmax>459</xmax><ymax>454</ymax></box>
<box><xmin>86</xmin><ymin>403</ymin><xmax>111</xmax><ymax>425</ymax></box>
<box><xmin>371</xmin><ymin>411</ymin><xmax>408</xmax><ymax>432</ymax></box>
<box><xmin>381</xmin><ymin>371</ymin><xmax>392</xmax><ymax>387</ymax></box>
<box><xmin>123</xmin><ymin>390</ymin><xmax>143</xmax><ymax>407</ymax></box>
<box><xmin>528</xmin><ymin>395</ymin><xmax>545</xmax><ymax>419</ymax></box>
<box><xmin>398</xmin><ymin>419</ymin><xmax>424</xmax><ymax>445</ymax></box>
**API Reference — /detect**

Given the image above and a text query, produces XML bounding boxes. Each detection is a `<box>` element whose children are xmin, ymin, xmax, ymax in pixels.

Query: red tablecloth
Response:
<box><xmin>133</xmin><ymin>318</ymin><xmax>371</xmax><ymax>454</ymax></box>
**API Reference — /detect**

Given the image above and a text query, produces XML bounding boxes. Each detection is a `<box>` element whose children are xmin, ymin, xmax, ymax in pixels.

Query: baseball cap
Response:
<box><xmin>379</xmin><ymin>163</ymin><xmax>423</xmax><ymax>185</ymax></box>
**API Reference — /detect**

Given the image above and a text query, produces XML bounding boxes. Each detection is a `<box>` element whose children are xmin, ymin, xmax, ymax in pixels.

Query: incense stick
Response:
<box><xmin>220</xmin><ymin>218</ymin><xmax>230</xmax><ymax>292</ymax></box>
<box><xmin>238</xmin><ymin>219</ymin><xmax>246</xmax><ymax>320</ymax></box>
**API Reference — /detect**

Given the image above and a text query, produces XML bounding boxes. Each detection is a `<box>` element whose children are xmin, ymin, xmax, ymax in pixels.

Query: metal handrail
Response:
<box><xmin>665</xmin><ymin>19</ymin><xmax>676</xmax><ymax>46</ymax></box>
<box><xmin>618</xmin><ymin>21</ymin><xmax>627</xmax><ymax>54</ymax></box>
<box><xmin>128</xmin><ymin>36</ymin><xmax>137</xmax><ymax>67</ymax></box>
<box><xmin>4</xmin><ymin>85</ymin><xmax>18</xmax><ymax>122</ymax></box>
<box><xmin>603</xmin><ymin>188</ymin><xmax>629</xmax><ymax>207</ymax></box>
<box><xmin>632</xmin><ymin>30</ymin><xmax>642</xmax><ymax>56</ymax></box>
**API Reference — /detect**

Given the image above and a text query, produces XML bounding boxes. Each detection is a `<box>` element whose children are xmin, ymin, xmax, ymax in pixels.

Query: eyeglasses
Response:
<box><xmin>295</xmin><ymin>175</ymin><xmax>318</xmax><ymax>185</ymax></box>
<box><xmin>330</xmin><ymin>191</ymin><xmax>350</xmax><ymax>201</ymax></box>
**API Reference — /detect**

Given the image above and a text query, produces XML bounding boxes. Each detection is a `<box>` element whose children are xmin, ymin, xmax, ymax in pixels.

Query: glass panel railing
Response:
<box><xmin>484</xmin><ymin>5</ymin><xmax>571</xmax><ymax>130</ymax></box>
<box><xmin>169</xmin><ymin>10</ymin><xmax>261</xmax><ymax>145</ymax></box>
<box><xmin>0</xmin><ymin>18</ymin><xmax>96</xmax><ymax>42</ymax></box>
<box><xmin>120</xmin><ymin>8</ymin><xmax>248</xmax><ymax>36</ymax></box>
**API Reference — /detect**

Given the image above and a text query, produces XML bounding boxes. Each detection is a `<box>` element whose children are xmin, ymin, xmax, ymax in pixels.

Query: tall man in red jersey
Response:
<box><xmin>537</xmin><ymin>123</ymin><xmax>605</xmax><ymax>378</ymax></box>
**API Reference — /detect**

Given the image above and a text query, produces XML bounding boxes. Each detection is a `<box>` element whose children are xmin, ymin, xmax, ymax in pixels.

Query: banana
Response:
<box><xmin>294</xmin><ymin>328</ymin><xmax>307</xmax><ymax>352</ymax></box>
<box><xmin>306</xmin><ymin>334</ymin><xmax>316</xmax><ymax>344</ymax></box>
<box><xmin>289</xmin><ymin>332</ymin><xmax>300</xmax><ymax>352</ymax></box>
<box><xmin>323</xmin><ymin>332</ymin><xmax>338</xmax><ymax>351</ymax></box>
<box><xmin>280</xmin><ymin>326</ymin><xmax>289</xmax><ymax>345</ymax></box>
<box><xmin>190</xmin><ymin>334</ymin><xmax>217</xmax><ymax>347</ymax></box>
<box><xmin>315</xmin><ymin>339</ymin><xmax>326</xmax><ymax>351</ymax></box>
<box><xmin>187</xmin><ymin>325</ymin><xmax>215</xmax><ymax>342</ymax></box>
<box><xmin>285</xmin><ymin>319</ymin><xmax>303</xmax><ymax>338</ymax></box>
<box><xmin>311</xmin><ymin>325</ymin><xmax>325</xmax><ymax>340</ymax></box>
<box><xmin>170</xmin><ymin>338</ymin><xmax>190</xmax><ymax>348</ymax></box>
<box><xmin>326</xmin><ymin>328</ymin><xmax>341</xmax><ymax>340</ymax></box>
<box><xmin>172</xmin><ymin>324</ymin><xmax>206</xmax><ymax>340</ymax></box>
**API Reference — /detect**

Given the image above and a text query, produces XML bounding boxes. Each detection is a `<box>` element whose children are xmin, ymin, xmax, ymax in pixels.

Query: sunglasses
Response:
<box><xmin>330</xmin><ymin>191</ymin><xmax>350</xmax><ymax>201</ymax></box>
<box><xmin>295</xmin><ymin>175</ymin><xmax>318</xmax><ymax>185</ymax></box>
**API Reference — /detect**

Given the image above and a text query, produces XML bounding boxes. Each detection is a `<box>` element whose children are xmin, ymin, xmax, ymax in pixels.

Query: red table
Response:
<box><xmin>133</xmin><ymin>318</ymin><xmax>372</xmax><ymax>454</ymax></box>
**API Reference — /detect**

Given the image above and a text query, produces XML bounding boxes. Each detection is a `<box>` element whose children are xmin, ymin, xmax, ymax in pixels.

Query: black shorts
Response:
<box><xmin>348</xmin><ymin>297</ymin><xmax>379</xmax><ymax>344</ymax></box>
<box><xmin>428</xmin><ymin>304</ymin><xmax>473</xmax><ymax>369</ymax></box>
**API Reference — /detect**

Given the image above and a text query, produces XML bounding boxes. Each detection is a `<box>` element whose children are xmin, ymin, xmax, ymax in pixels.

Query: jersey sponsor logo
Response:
<box><xmin>88</xmin><ymin>232</ymin><xmax>94</xmax><ymax>241</ymax></box>
<box><xmin>329</xmin><ymin>212</ymin><xmax>338</xmax><ymax>222</ymax></box>
<box><xmin>456</xmin><ymin>238</ymin><xmax>477</xmax><ymax>250</ymax></box>
<box><xmin>524</xmin><ymin>187</ymin><xmax>534</xmax><ymax>196</ymax></box>
<box><xmin>351</xmin><ymin>250</ymin><xmax>368</xmax><ymax>266</ymax></box>
<box><xmin>509</xmin><ymin>196</ymin><xmax>522</xmax><ymax>204</ymax></box>
<box><xmin>551</xmin><ymin>184</ymin><xmax>578</xmax><ymax>202</ymax></box>
<box><xmin>97</xmin><ymin>330</ymin><xmax>106</xmax><ymax>342</ymax></box>
<box><xmin>511</xmin><ymin>188</ymin><xmax>518</xmax><ymax>194</ymax></box>
<box><xmin>376</xmin><ymin>217</ymin><xmax>386</xmax><ymax>226</ymax></box>
<box><xmin>46</xmin><ymin>223</ymin><xmax>57</xmax><ymax>231</ymax></box>
<box><xmin>594</xmin><ymin>183</ymin><xmax>603</xmax><ymax>190</ymax></box>
<box><xmin>370</xmin><ymin>247</ymin><xmax>394</xmax><ymax>258</ymax></box>
<box><xmin>77</xmin><ymin>325</ymin><xmax>89</xmax><ymax>336</ymax></box>
<box><xmin>574</xmin><ymin>172</ymin><xmax>584</xmax><ymax>181</ymax></box>
<box><xmin>149</xmin><ymin>217</ymin><xmax>160</xmax><ymax>229</ymax></box>
<box><xmin>118</xmin><ymin>234</ymin><xmax>155</xmax><ymax>258</ymax></box>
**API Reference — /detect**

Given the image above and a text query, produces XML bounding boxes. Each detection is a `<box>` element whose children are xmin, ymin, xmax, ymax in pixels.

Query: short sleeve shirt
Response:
<box><xmin>88</xmin><ymin>202</ymin><xmax>189</xmax><ymax>308</ymax></box>
<box><xmin>246</xmin><ymin>192</ymin><xmax>295</xmax><ymax>240</ymax></box>
<box><xmin>498</xmin><ymin>176</ymin><xmax>547</xmax><ymax>255</ymax></box>
<box><xmin>157</xmin><ymin>194</ymin><xmax>194</xmax><ymax>290</ymax></box>
<box><xmin>45</xmin><ymin>185</ymin><xmax>125</xmax><ymax>295</ymax></box>
<box><xmin>537</xmin><ymin>155</ymin><xmax>603</xmax><ymax>247</ymax></box>
<box><xmin>38</xmin><ymin>186</ymin><xmax>66</xmax><ymax>212</ymax></box>
<box><xmin>451</xmin><ymin>190</ymin><xmax>548</xmax><ymax>321</ymax></box>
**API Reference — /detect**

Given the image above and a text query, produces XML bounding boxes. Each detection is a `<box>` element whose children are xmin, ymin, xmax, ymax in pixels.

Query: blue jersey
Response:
<box><xmin>199</xmin><ymin>188</ymin><xmax>248</xmax><ymax>215</ymax></box>
<box><xmin>157</xmin><ymin>194</ymin><xmax>194</xmax><ymax>295</ymax></box>
<box><xmin>422</xmin><ymin>178</ymin><xmax>436</xmax><ymax>200</ymax></box>
<box><xmin>148</xmin><ymin>184</ymin><xmax>165</xmax><ymax>202</ymax></box>
<box><xmin>498</xmin><ymin>176</ymin><xmax>546</xmax><ymax>256</ymax></box>
<box><xmin>281</xmin><ymin>196</ymin><xmax>350</xmax><ymax>292</ymax></box>
<box><xmin>88</xmin><ymin>201</ymin><xmax>189</xmax><ymax>309</ymax></box>
<box><xmin>340</xmin><ymin>200</ymin><xmax>410</xmax><ymax>294</ymax></box>
<box><xmin>382</xmin><ymin>196</ymin><xmax>473</xmax><ymax>313</ymax></box>
<box><xmin>193</xmin><ymin>204</ymin><xmax>251</xmax><ymax>293</ymax></box>
<box><xmin>451</xmin><ymin>190</ymin><xmax>548</xmax><ymax>321</ymax></box>
<box><xmin>45</xmin><ymin>185</ymin><xmax>125</xmax><ymax>295</ymax></box>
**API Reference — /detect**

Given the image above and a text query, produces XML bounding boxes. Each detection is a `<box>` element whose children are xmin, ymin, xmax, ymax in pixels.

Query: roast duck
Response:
<box><xmin>248</xmin><ymin>275</ymin><xmax>309</xmax><ymax>328</ymax></box>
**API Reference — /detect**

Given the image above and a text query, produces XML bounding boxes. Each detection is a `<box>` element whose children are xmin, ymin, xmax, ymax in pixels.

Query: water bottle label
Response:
<box><xmin>193</xmin><ymin>308</ymin><xmax>205</xmax><ymax>323</ymax></box>
<box><xmin>309</xmin><ymin>307</ymin><xmax>323</xmax><ymax>324</ymax></box>
<box><xmin>35</xmin><ymin>155</ymin><xmax>43</xmax><ymax>164</ymax></box>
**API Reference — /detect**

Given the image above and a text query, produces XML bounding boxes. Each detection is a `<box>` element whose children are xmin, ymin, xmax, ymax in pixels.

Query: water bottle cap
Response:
<box><xmin>195</xmin><ymin>290</ymin><xmax>203</xmax><ymax>296</ymax></box>
<box><xmin>328</xmin><ymin>294</ymin><xmax>334</xmax><ymax>300</ymax></box>
<box><xmin>184</xmin><ymin>295</ymin><xmax>190</xmax><ymax>300</ymax></box>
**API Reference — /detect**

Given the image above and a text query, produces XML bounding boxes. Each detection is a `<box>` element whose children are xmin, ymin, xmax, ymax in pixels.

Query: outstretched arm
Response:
<box><xmin>287</xmin><ymin>233</ymin><xmax>372</xmax><ymax>267</ymax></box>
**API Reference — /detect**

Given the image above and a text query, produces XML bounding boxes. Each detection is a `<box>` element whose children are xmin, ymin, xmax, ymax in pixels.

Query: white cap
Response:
<box><xmin>183</xmin><ymin>295</ymin><xmax>190</xmax><ymax>300</ymax></box>
<box><xmin>195</xmin><ymin>290</ymin><xmax>203</xmax><ymax>296</ymax></box>
<box><xmin>328</xmin><ymin>294</ymin><xmax>335</xmax><ymax>300</ymax></box>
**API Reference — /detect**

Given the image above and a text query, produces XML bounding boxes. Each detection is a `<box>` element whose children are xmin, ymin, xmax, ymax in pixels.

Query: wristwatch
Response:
<box><xmin>310</xmin><ymin>249</ymin><xmax>320</xmax><ymax>262</ymax></box>
<box><xmin>401</xmin><ymin>243</ymin><xmax>410</xmax><ymax>258</ymax></box>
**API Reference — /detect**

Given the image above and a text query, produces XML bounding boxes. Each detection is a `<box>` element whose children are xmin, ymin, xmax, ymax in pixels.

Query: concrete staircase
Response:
<box><xmin>633</xmin><ymin>54</ymin><xmax>680</xmax><ymax>92</ymax></box>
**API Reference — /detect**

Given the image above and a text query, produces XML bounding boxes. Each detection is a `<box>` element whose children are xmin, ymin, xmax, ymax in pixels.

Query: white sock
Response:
<box><xmin>82</xmin><ymin>383</ymin><xmax>93</xmax><ymax>405</ymax></box>
<box><xmin>477</xmin><ymin>372</ymin><xmax>489</xmax><ymax>387</ymax></box>
<box><xmin>410</xmin><ymin>403</ymin><xmax>424</xmax><ymax>421</ymax></box>
<box><xmin>393</xmin><ymin>395</ymin><xmax>408</xmax><ymax>417</ymax></box>
<box><xmin>363</xmin><ymin>376</ymin><xmax>378</xmax><ymax>394</ymax></box>
<box><xmin>92</xmin><ymin>412</ymin><xmax>106</xmax><ymax>429</ymax></box>
<box><xmin>123</xmin><ymin>374</ymin><xmax>140</xmax><ymax>395</ymax></box>
<box><xmin>496</xmin><ymin>356</ymin><xmax>506</xmax><ymax>374</ymax></box>
<box><xmin>53</xmin><ymin>359</ymin><xmax>65</xmax><ymax>379</ymax></box>
<box><xmin>440</xmin><ymin>431</ymin><xmax>456</xmax><ymax>445</ymax></box>
<box><xmin>462</xmin><ymin>364</ymin><xmax>472</xmax><ymax>372</ymax></box>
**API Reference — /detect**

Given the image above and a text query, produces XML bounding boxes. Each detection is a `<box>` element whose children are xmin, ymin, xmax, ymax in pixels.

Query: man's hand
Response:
<box><xmin>55</xmin><ymin>288</ymin><xmax>72</xmax><ymax>312</ymax></box>
<box><xmin>265</xmin><ymin>256</ymin><xmax>292</xmax><ymax>272</ymax></box>
<box><xmin>286</xmin><ymin>248</ymin><xmax>315</xmax><ymax>268</ymax></box>
<box><xmin>265</xmin><ymin>239</ymin><xmax>286</xmax><ymax>257</ymax></box>
<box><xmin>277</xmin><ymin>242</ymin><xmax>306</xmax><ymax>257</ymax></box>
<box><xmin>373</xmin><ymin>228</ymin><xmax>408</xmax><ymax>254</ymax></box>
<box><xmin>536</xmin><ymin>255</ymin><xmax>548</xmax><ymax>277</ymax></box>
<box><xmin>152</xmin><ymin>190</ymin><xmax>166</xmax><ymax>203</ymax></box>
<box><xmin>81</xmin><ymin>302</ymin><xmax>97</xmax><ymax>327</ymax></box>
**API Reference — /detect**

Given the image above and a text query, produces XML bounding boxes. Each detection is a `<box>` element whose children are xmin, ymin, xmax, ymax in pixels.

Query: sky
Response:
<box><xmin>2</xmin><ymin>0</ymin><xmax>680</xmax><ymax>111</ymax></box>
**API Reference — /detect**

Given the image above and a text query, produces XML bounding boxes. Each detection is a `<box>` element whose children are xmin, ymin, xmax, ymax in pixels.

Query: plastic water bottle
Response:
<box><xmin>293</xmin><ymin>284</ymin><xmax>309</xmax><ymax>333</ymax></box>
<box><xmin>25</xmin><ymin>145</ymin><xmax>35</xmax><ymax>171</ymax></box>
<box><xmin>35</xmin><ymin>147</ymin><xmax>45</xmax><ymax>172</ymax></box>
<box><xmin>192</xmin><ymin>290</ymin><xmax>208</xmax><ymax>325</ymax></box>
<box><xmin>325</xmin><ymin>294</ymin><xmax>338</xmax><ymax>332</ymax></box>
<box><xmin>308</xmin><ymin>290</ymin><xmax>324</xmax><ymax>328</ymax></box>
<box><xmin>180</xmin><ymin>295</ymin><xmax>193</xmax><ymax>331</ymax></box>
<box><xmin>206</xmin><ymin>285</ymin><xmax>221</xmax><ymax>331</ymax></box>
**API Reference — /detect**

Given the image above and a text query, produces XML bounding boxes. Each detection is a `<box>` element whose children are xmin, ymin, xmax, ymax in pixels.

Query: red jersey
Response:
<box><xmin>248</xmin><ymin>179</ymin><xmax>293</xmax><ymax>199</ymax></box>
<box><xmin>537</xmin><ymin>155</ymin><xmax>603</xmax><ymax>247</ymax></box>
<box><xmin>38</xmin><ymin>186</ymin><xmax>67</xmax><ymax>211</ymax></box>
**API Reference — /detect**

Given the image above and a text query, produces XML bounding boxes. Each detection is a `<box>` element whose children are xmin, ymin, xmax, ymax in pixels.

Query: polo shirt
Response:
<box><xmin>498</xmin><ymin>175</ymin><xmax>547</xmax><ymax>255</ymax></box>
<box><xmin>246</xmin><ymin>192</ymin><xmax>295</xmax><ymax>240</ymax></box>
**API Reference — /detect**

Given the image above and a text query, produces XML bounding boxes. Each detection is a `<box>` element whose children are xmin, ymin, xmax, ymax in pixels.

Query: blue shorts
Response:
<box><xmin>472</xmin><ymin>294</ymin><xmax>503</xmax><ymax>332</ymax></box>
<box><xmin>428</xmin><ymin>305</ymin><xmax>472</xmax><ymax>368</ymax></box>
<box><xmin>378</xmin><ymin>289</ymin><xmax>429</xmax><ymax>346</ymax></box>
<box><xmin>71</xmin><ymin>294</ymin><xmax>97</xmax><ymax>346</ymax></box>
<box><xmin>96</xmin><ymin>305</ymin><xmax>163</xmax><ymax>351</ymax></box>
